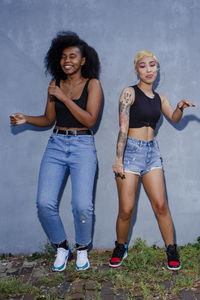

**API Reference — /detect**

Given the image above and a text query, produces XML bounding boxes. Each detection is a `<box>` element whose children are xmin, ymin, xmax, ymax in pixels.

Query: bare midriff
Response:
<box><xmin>128</xmin><ymin>127</ymin><xmax>154</xmax><ymax>141</ymax></box>
<box><xmin>55</xmin><ymin>126</ymin><xmax>88</xmax><ymax>131</ymax></box>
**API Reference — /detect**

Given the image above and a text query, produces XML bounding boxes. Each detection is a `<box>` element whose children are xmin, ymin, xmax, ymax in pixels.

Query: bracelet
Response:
<box><xmin>177</xmin><ymin>106</ymin><xmax>183</xmax><ymax>112</ymax></box>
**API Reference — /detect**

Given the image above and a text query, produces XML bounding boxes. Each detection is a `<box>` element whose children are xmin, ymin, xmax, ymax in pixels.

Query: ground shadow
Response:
<box><xmin>154</xmin><ymin>114</ymin><xmax>163</xmax><ymax>136</ymax></box>
<box><xmin>153</xmin><ymin>63</ymin><xmax>161</xmax><ymax>90</ymax></box>
<box><xmin>167</xmin><ymin>114</ymin><xmax>200</xmax><ymax>130</ymax></box>
<box><xmin>10</xmin><ymin>123</ymin><xmax>53</xmax><ymax>135</ymax></box>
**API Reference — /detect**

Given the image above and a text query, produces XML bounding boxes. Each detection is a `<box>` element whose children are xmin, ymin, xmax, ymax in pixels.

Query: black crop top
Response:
<box><xmin>54</xmin><ymin>79</ymin><xmax>90</xmax><ymax>128</ymax></box>
<box><xmin>129</xmin><ymin>85</ymin><xmax>161</xmax><ymax>129</ymax></box>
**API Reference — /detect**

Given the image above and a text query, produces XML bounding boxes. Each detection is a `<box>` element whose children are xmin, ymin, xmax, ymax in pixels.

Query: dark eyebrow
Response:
<box><xmin>62</xmin><ymin>52</ymin><xmax>77</xmax><ymax>56</ymax></box>
<box><xmin>139</xmin><ymin>60</ymin><xmax>156</xmax><ymax>64</ymax></box>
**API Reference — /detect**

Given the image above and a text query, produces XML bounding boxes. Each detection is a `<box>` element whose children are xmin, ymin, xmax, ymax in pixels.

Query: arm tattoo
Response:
<box><xmin>116</xmin><ymin>89</ymin><xmax>132</xmax><ymax>159</ymax></box>
<box><xmin>124</xmin><ymin>90</ymin><xmax>132</xmax><ymax>103</ymax></box>
<box><xmin>119</xmin><ymin>101</ymin><xmax>131</xmax><ymax>115</ymax></box>
<box><xmin>119</xmin><ymin>90</ymin><xmax>132</xmax><ymax>115</ymax></box>
<box><xmin>116</xmin><ymin>130</ymin><xmax>127</xmax><ymax>158</ymax></box>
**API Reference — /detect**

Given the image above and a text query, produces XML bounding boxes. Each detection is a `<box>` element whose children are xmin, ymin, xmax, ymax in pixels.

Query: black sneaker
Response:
<box><xmin>109</xmin><ymin>241</ymin><xmax>128</xmax><ymax>268</ymax></box>
<box><xmin>166</xmin><ymin>244</ymin><xmax>181</xmax><ymax>271</ymax></box>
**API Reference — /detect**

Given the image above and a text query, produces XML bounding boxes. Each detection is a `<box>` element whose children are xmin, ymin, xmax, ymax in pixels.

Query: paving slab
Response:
<box><xmin>0</xmin><ymin>253</ymin><xmax>200</xmax><ymax>300</ymax></box>
<box><xmin>180</xmin><ymin>289</ymin><xmax>196</xmax><ymax>300</ymax></box>
<box><xmin>23</xmin><ymin>295</ymin><xmax>36</xmax><ymax>300</ymax></box>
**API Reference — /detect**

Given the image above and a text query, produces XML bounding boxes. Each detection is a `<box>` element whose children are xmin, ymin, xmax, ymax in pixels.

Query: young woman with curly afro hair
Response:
<box><xmin>10</xmin><ymin>31</ymin><xmax>103</xmax><ymax>272</ymax></box>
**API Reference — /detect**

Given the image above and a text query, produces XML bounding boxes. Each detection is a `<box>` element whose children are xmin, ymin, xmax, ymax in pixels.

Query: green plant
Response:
<box><xmin>1</xmin><ymin>237</ymin><xmax>199</xmax><ymax>299</ymax></box>
<box><xmin>0</xmin><ymin>277</ymin><xmax>38</xmax><ymax>297</ymax></box>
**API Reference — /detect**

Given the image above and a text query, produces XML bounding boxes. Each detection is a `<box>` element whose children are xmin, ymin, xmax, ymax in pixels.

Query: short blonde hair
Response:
<box><xmin>134</xmin><ymin>50</ymin><xmax>158</xmax><ymax>71</ymax></box>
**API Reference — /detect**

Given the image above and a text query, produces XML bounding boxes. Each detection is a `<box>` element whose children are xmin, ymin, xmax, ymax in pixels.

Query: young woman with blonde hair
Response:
<box><xmin>109</xmin><ymin>50</ymin><xmax>195</xmax><ymax>270</ymax></box>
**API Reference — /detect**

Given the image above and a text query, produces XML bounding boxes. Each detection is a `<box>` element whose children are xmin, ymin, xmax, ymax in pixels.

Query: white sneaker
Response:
<box><xmin>76</xmin><ymin>249</ymin><xmax>90</xmax><ymax>271</ymax></box>
<box><xmin>52</xmin><ymin>248</ymin><xmax>71</xmax><ymax>272</ymax></box>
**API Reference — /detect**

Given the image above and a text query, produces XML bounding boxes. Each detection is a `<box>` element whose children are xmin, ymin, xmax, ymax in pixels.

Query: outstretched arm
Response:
<box><xmin>112</xmin><ymin>87</ymin><xmax>134</xmax><ymax>178</ymax></box>
<box><xmin>160</xmin><ymin>95</ymin><xmax>195</xmax><ymax>123</ymax></box>
<box><xmin>10</xmin><ymin>80</ymin><xmax>56</xmax><ymax>127</ymax></box>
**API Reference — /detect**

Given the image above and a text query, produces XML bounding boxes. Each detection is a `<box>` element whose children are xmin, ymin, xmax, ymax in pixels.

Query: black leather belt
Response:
<box><xmin>53</xmin><ymin>129</ymin><xmax>92</xmax><ymax>136</ymax></box>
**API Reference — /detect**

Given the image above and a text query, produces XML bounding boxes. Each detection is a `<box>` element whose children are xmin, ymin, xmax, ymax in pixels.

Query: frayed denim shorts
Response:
<box><xmin>123</xmin><ymin>137</ymin><xmax>163</xmax><ymax>176</ymax></box>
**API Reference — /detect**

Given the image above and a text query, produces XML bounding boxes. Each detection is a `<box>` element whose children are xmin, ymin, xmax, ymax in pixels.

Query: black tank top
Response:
<box><xmin>54</xmin><ymin>79</ymin><xmax>90</xmax><ymax>128</ymax></box>
<box><xmin>129</xmin><ymin>85</ymin><xmax>161</xmax><ymax>129</ymax></box>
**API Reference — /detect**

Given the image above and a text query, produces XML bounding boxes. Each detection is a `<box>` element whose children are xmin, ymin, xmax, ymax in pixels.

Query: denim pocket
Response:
<box><xmin>154</xmin><ymin>140</ymin><xmax>160</xmax><ymax>151</ymax></box>
<box><xmin>48</xmin><ymin>134</ymin><xmax>56</xmax><ymax>143</ymax></box>
<box><xmin>77</xmin><ymin>135</ymin><xmax>94</xmax><ymax>146</ymax></box>
<box><xmin>126</xmin><ymin>140</ymin><xmax>140</xmax><ymax>153</ymax></box>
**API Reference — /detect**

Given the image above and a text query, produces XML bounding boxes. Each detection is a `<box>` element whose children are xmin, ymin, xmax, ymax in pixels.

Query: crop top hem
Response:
<box><xmin>129</xmin><ymin>85</ymin><xmax>161</xmax><ymax>130</ymax></box>
<box><xmin>54</xmin><ymin>79</ymin><xmax>90</xmax><ymax>128</ymax></box>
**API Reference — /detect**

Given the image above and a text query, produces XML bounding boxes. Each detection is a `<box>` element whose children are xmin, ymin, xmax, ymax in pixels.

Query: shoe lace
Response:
<box><xmin>77</xmin><ymin>250</ymin><xmax>87</xmax><ymax>259</ymax></box>
<box><xmin>112</xmin><ymin>243</ymin><xmax>125</xmax><ymax>259</ymax></box>
<box><xmin>167</xmin><ymin>246</ymin><xmax>179</xmax><ymax>261</ymax></box>
<box><xmin>56</xmin><ymin>247</ymin><xmax>68</xmax><ymax>258</ymax></box>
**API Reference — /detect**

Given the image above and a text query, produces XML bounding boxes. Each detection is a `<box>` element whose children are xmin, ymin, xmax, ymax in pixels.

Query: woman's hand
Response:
<box><xmin>10</xmin><ymin>113</ymin><xmax>27</xmax><ymax>126</ymax></box>
<box><xmin>177</xmin><ymin>99</ymin><xmax>195</xmax><ymax>111</ymax></box>
<box><xmin>48</xmin><ymin>81</ymin><xmax>67</xmax><ymax>102</ymax></box>
<box><xmin>112</xmin><ymin>163</ymin><xmax>125</xmax><ymax>179</ymax></box>
<box><xmin>161</xmin><ymin>95</ymin><xmax>196</xmax><ymax>123</ymax></box>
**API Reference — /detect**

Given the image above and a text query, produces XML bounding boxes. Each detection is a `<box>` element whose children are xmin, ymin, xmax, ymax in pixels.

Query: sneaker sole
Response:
<box><xmin>76</xmin><ymin>261</ymin><xmax>90</xmax><ymax>271</ymax></box>
<box><xmin>109</xmin><ymin>252</ymin><xmax>127</xmax><ymax>268</ymax></box>
<box><xmin>167</xmin><ymin>265</ymin><xmax>181</xmax><ymax>271</ymax></box>
<box><xmin>52</xmin><ymin>252</ymin><xmax>73</xmax><ymax>272</ymax></box>
<box><xmin>52</xmin><ymin>260</ymin><xmax>67</xmax><ymax>272</ymax></box>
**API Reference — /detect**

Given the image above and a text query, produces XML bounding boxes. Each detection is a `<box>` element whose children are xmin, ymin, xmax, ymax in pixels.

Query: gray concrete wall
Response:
<box><xmin>0</xmin><ymin>0</ymin><xmax>199</xmax><ymax>254</ymax></box>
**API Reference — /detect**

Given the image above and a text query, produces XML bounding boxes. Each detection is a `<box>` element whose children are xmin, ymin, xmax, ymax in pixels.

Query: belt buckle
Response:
<box><xmin>65</xmin><ymin>130</ymin><xmax>77</xmax><ymax>136</ymax></box>
<box><xmin>65</xmin><ymin>130</ymin><xmax>69</xmax><ymax>136</ymax></box>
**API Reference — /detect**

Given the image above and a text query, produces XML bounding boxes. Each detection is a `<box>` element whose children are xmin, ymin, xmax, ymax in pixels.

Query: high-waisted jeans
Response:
<box><xmin>36</xmin><ymin>132</ymin><xmax>97</xmax><ymax>245</ymax></box>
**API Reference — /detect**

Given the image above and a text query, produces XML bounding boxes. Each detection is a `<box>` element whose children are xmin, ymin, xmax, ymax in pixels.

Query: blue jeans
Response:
<box><xmin>36</xmin><ymin>132</ymin><xmax>97</xmax><ymax>245</ymax></box>
<box><xmin>123</xmin><ymin>137</ymin><xmax>163</xmax><ymax>176</ymax></box>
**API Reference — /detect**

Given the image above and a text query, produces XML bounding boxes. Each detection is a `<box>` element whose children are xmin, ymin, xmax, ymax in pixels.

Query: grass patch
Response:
<box><xmin>37</xmin><ymin>272</ymin><xmax>65</xmax><ymax>286</ymax></box>
<box><xmin>75</xmin><ymin>237</ymin><xmax>199</xmax><ymax>298</ymax></box>
<box><xmin>124</xmin><ymin>238</ymin><xmax>164</xmax><ymax>271</ymax></box>
<box><xmin>27</xmin><ymin>242</ymin><xmax>56</xmax><ymax>262</ymax></box>
<box><xmin>0</xmin><ymin>277</ymin><xmax>39</xmax><ymax>297</ymax></box>
<box><xmin>1</xmin><ymin>237</ymin><xmax>199</xmax><ymax>299</ymax></box>
<box><xmin>179</xmin><ymin>243</ymin><xmax>200</xmax><ymax>273</ymax></box>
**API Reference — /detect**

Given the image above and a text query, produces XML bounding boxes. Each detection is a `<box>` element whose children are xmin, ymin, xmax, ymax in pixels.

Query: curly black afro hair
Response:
<box><xmin>45</xmin><ymin>31</ymin><xmax>100</xmax><ymax>80</ymax></box>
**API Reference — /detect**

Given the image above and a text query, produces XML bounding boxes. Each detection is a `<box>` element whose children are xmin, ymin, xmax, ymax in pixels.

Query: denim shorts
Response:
<box><xmin>123</xmin><ymin>137</ymin><xmax>163</xmax><ymax>176</ymax></box>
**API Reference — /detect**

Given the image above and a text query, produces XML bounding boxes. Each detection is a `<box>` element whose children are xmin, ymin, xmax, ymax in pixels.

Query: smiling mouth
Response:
<box><xmin>64</xmin><ymin>65</ymin><xmax>73</xmax><ymax>70</ymax></box>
